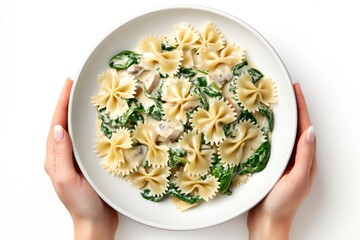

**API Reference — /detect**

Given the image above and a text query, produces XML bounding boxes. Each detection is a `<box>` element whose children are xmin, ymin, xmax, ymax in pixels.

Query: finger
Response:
<box><xmin>291</xmin><ymin>126</ymin><xmax>316</xmax><ymax>180</ymax></box>
<box><xmin>45</xmin><ymin>79</ymin><xmax>74</xmax><ymax>180</ymax></box>
<box><xmin>309</xmin><ymin>140</ymin><xmax>318</xmax><ymax>184</ymax></box>
<box><xmin>287</xmin><ymin>83</ymin><xmax>312</xmax><ymax>171</ymax></box>
<box><xmin>53</xmin><ymin>125</ymin><xmax>77</xmax><ymax>185</ymax></box>
<box><xmin>51</xmin><ymin>78</ymin><xmax>74</xmax><ymax>130</ymax></box>
<box><xmin>293</xmin><ymin>83</ymin><xmax>311</xmax><ymax>136</ymax></box>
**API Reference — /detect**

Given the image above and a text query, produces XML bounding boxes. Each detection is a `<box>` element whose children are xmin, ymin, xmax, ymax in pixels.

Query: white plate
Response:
<box><xmin>69</xmin><ymin>5</ymin><xmax>297</xmax><ymax>230</ymax></box>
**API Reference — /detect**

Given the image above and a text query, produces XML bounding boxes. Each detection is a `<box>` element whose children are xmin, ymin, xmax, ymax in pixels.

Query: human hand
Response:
<box><xmin>45</xmin><ymin>79</ymin><xmax>118</xmax><ymax>240</ymax></box>
<box><xmin>247</xmin><ymin>83</ymin><xmax>317</xmax><ymax>240</ymax></box>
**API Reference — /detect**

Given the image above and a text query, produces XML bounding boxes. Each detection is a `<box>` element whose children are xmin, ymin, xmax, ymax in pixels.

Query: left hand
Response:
<box><xmin>45</xmin><ymin>79</ymin><xmax>118</xmax><ymax>240</ymax></box>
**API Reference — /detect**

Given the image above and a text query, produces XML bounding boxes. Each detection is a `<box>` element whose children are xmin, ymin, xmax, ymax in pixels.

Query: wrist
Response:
<box><xmin>247</xmin><ymin>211</ymin><xmax>292</xmax><ymax>240</ymax></box>
<box><xmin>73</xmin><ymin>216</ymin><xmax>117</xmax><ymax>240</ymax></box>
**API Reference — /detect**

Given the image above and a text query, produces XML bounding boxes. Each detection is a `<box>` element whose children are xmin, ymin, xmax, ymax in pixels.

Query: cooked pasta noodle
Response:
<box><xmin>191</xmin><ymin>98</ymin><xmax>237</xmax><ymax>145</ymax></box>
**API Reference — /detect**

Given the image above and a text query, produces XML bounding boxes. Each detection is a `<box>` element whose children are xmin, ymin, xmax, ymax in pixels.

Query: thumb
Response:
<box><xmin>291</xmin><ymin>126</ymin><xmax>316</xmax><ymax>180</ymax></box>
<box><xmin>53</xmin><ymin>125</ymin><xmax>76</xmax><ymax>179</ymax></box>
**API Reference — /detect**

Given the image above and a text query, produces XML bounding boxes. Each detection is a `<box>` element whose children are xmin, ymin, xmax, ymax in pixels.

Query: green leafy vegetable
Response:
<box><xmin>140</xmin><ymin>183</ymin><xmax>202</xmax><ymax>205</ymax></box>
<box><xmin>146</xmin><ymin>102</ymin><xmax>163</xmax><ymax>121</ymax></box>
<box><xmin>109</xmin><ymin>50</ymin><xmax>140</xmax><ymax>70</ymax></box>
<box><xmin>97</xmin><ymin>100</ymin><xmax>145</xmax><ymax>138</ymax></box>
<box><xmin>239</xmin><ymin>107</ymin><xmax>257</xmax><ymax>124</ymax></box>
<box><xmin>176</xmin><ymin>67</ymin><xmax>197</xmax><ymax>78</ymax></box>
<box><xmin>233</xmin><ymin>61</ymin><xmax>248</xmax><ymax>76</ymax></box>
<box><xmin>97</xmin><ymin>108</ymin><xmax>119</xmax><ymax>139</ymax></box>
<box><xmin>141</xmin><ymin>189</ymin><xmax>167</xmax><ymax>202</ymax></box>
<box><xmin>118</xmin><ymin>100</ymin><xmax>145</xmax><ymax>130</ymax></box>
<box><xmin>237</xmin><ymin>141</ymin><xmax>271</xmax><ymax>175</ymax></box>
<box><xmin>192</xmin><ymin>77</ymin><xmax>222</xmax><ymax>110</ymax></box>
<box><xmin>168</xmin><ymin>148</ymin><xmax>188</xmax><ymax>169</ymax></box>
<box><xmin>223</xmin><ymin>123</ymin><xmax>233</xmax><ymax>138</ymax></box>
<box><xmin>210</xmin><ymin>154</ymin><xmax>235</xmax><ymax>195</ymax></box>
<box><xmin>142</xmin><ymin>81</ymin><xmax>165</xmax><ymax>121</ymax></box>
<box><xmin>167</xmin><ymin>183</ymin><xmax>202</xmax><ymax>204</ymax></box>
<box><xmin>204</xmin><ymin>82</ymin><xmax>222</xmax><ymax>98</ymax></box>
<box><xmin>161</xmin><ymin>43</ymin><xmax>177</xmax><ymax>51</ymax></box>
<box><xmin>248</xmin><ymin>68</ymin><xmax>264</xmax><ymax>83</ymax></box>
<box><xmin>193</xmin><ymin>76</ymin><xmax>207</xmax><ymax>87</ymax></box>
<box><xmin>258</xmin><ymin>104</ymin><xmax>274</xmax><ymax>132</ymax></box>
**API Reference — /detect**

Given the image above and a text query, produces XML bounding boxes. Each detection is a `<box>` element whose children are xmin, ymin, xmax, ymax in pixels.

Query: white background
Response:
<box><xmin>1</xmin><ymin>0</ymin><xmax>359</xmax><ymax>239</ymax></box>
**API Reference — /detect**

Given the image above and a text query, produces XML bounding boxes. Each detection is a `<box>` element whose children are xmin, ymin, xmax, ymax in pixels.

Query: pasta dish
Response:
<box><xmin>91</xmin><ymin>22</ymin><xmax>277</xmax><ymax>210</ymax></box>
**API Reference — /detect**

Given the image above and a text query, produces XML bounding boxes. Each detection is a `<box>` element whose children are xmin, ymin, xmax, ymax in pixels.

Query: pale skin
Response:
<box><xmin>45</xmin><ymin>79</ymin><xmax>316</xmax><ymax>240</ymax></box>
<box><xmin>247</xmin><ymin>83</ymin><xmax>317</xmax><ymax>239</ymax></box>
<box><xmin>45</xmin><ymin>79</ymin><xmax>118</xmax><ymax>240</ymax></box>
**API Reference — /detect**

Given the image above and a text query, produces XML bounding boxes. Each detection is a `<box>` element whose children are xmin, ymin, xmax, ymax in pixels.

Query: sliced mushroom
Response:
<box><xmin>182</xmin><ymin>100</ymin><xmax>198</xmax><ymax>111</ymax></box>
<box><xmin>134</xmin><ymin>80</ymin><xmax>143</xmax><ymax>95</ymax></box>
<box><xmin>208</xmin><ymin>64</ymin><xmax>233</xmax><ymax>88</ymax></box>
<box><xmin>156</xmin><ymin>121</ymin><xmax>184</xmax><ymax>143</ymax></box>
<box><xmin>143</xmin><ymin>72</ymin><xmax>160</xmax><ymax>93</ymax></box>
<box><xmin>127</xmin><ymin>64</ymin><xmax>144</xmax><ymax>77</ymax></box>
<box><xmin>123</xmin><ymin>145</ymin><xmax>148</xmax><ymax>165</ymax></box>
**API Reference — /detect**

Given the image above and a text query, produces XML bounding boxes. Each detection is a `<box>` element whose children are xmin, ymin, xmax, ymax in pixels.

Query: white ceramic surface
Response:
<box><xmin>68</xmin><ymin>5</ymin><xmax>296</xmax><ymax>230</ymax></box>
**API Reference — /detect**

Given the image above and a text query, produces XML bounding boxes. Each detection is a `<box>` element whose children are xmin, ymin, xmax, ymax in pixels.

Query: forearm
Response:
<box><xmin>73</xmin><ymin>217</ymin><xmax>117</xmax><ymax>240</ymax></box>
<box><xmin>247</xmin><ymin>212</ymin><xmax>292</xmax><ymax>240</ymax></box>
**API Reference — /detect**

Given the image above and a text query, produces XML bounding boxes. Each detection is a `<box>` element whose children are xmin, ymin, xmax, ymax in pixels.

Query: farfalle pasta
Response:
<box><xmin>132</xmin><ymin>123</ymin><xmax>169</xmax><ymax>167</ymax></box>
<box><xmin>191</xmin><ymin>98</ymin><xmax>236</xmax><ymax>145</ymax></box>
<box><xmin>92</xmin><ymin>22</ymin><xmax>278</xmax><ymax>210</ymax></box>
<box><xmin>174</xmin><ymin>171</ymin><xmax>219</xmax><ymax>201</ymax></box>
<box><xmin>128</xmin><ymin>166</ymin><xmax>171</xmax><ymax>196</ymax></box>
<box><xmin>174</xmin><ymin>23</ymin><xmax>200</xmax><ymax>67</ymax></box>
<box><xmin>197</xmin><ymin>43</ymin><xmax>245</xmax><ymax>72</ymax></box>
<box><xmin>178</xmin><ymin>132</ymin><xmax>214</xmax><ymax>177</ymax></box>
<box><xmin>218</xmin><ymin>120</ymin><xmax>265</xmax><ymax>167</ymax></box>
<box><xmin>196</xmin><ymin>22</ymin><xmax>225</xmax><ymax>52</ymax></box>
<box><xmin>162</xmin><ymin>77</ymin><xmax>198</xmax><ymax>124</ymax></box>
<box><xmin>94</xmin><ymin>127</ymin><xmax>136</xmax><ymax>176</ymax></box>
<box><xmin>138</xmin><ymin>35</ymin><xmax>183</xmax><ymax>76</ymax></box>
<box><xmin>92</xmin><ymin>69</ymin><xmax>137</xmax><ymax>118</ymax></box>
<box><xmin>236</xmin><ymin>72</ymin><xmax>277</xmax><ymax>112</ymax></box>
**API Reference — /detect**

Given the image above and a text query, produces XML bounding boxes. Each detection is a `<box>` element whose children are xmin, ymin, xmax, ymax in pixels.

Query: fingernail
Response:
<box><xmin>54</xmin><ymin>125</ymin><xmax>64</xmax><ymax>142</ymax></box>
<box><xmin>306</xmin><ymin>126</ymin><xmax>315</xmax><ymax>143</ymax></box>
<box><xmin>292</xmin><ymin>78</ymin><xmax>299</xmax><ymax>84</ymax></box>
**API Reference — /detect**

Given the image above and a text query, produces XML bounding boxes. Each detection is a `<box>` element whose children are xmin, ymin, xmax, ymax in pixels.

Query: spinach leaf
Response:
<box><xmin>141</xmin><ymin>189</ymin><xmax>167</xmax><ymax>202</ymax></box>
<box><xmin>204</xmin><ymin>82</ymin><xmax>222</xmax><ymax>98</ymax></box>
<box><xmin>168</xmin><ymin>148</ymin><xmax>188</xmax><ymax>169</ymax></box>
<box><xmin>97</xmin><ymin>108</ymin><xmax>120</xmax><ymax>139</ymax></box>
<box><xmin>142</xmin><ymin>81</ymin><xmax>165</xmax><ymax>121</ymax></box>
<box><xmin>146</xmin><ymin>102</ymin><xmax>163</xmax><ymax>121</ymax></box>
<box><xmin>239</xmin><ymin>106</ymin><xmax>257</xmax><ymax>124</ymax></box>
<box><xmin>223</xmin><ymin>123</ymin><xmax>233</xmax><ymax>138</ymax></box>
<box><xmin>176</xmin><ymin>67</ymin><xmax>197</xmax><ymax>78</ymax></box>
<box><xmin>167</xmin><ymin>183</ymin><xmax>202</xmax><ymax>204</ymax></box>
<box><xmin>109</xmin><ymin>50</ymin><xmax>140</xmax><ymax>70</ymax></box>
<box><xmin>100</xmin><ymin>122</ymin><xmax>114</xmax><ymax>139</ymax></box>
<box><xmin>140</xmin><ymin>183</ymin><xmax>202</xmax><ymax>205</ymax></box>
<box><xmin>193</xmin><ymin>80</ymin><xmax>209</xmax><ymax>110</ymax></box>
<box><xmin>258</xmin><ymin>104</ymin><xmax>274</xmax><ymax>132</ymax></box>
<box><xmin>97</xmin><ymin>100</ymin><xmax>144</xmax><ymax>137</ymax></box>
<box><xmin>193</xmin><ymin>76</ymin><xmax>207</xmax><ymax>87</ymax></box>
<box><xmin>210</xmin><ymin>154</ymin><xmax>235</xmax><ymax>195</ymax></box>
<box><xmin>161</xmin><ymin>43</ymin><xmax>176</xmax><ymax>52</ymax></box>
<box><xmin>118</xmin><ymin>100</ymin><xmax>145</xmax><ymax>130</ymax></box>
<box><xmin>248</xmin><ymin>68</ymin><xmax>264</xmax><ymax>83</ymax></box>
<box><xmin>237</xmin><ymin>141</ymin><xmax>271</xmax><ymax>175</ymax></box>
<box><xmin>192</xmin><ymin>77</ymin><xmax>222</xmax><ymax>110</ymax></box>
<box><xmin>182</xmin><ymin>110</ymin><xmax>194</xmax><ymax>133</ymax></box>
<box><xmin>233</xmin><ymin>61</ymin><xmax>248</xmax><ymax>76</ymax></box>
